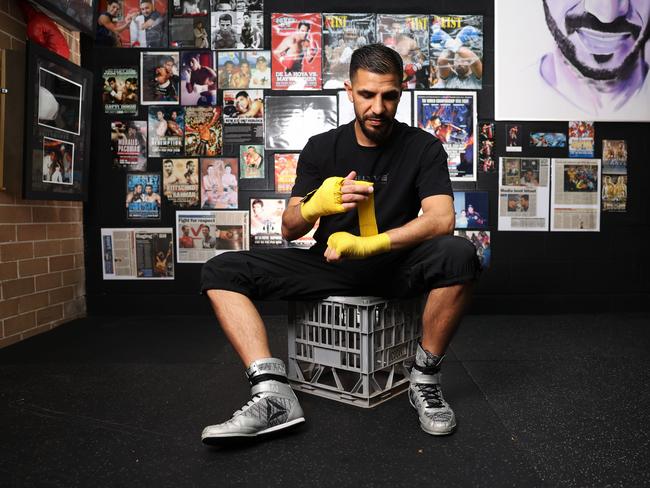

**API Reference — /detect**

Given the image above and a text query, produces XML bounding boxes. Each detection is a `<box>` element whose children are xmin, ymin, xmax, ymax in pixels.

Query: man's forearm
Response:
<box><xmin>281</xmin><ymin>203</ymin><xmax>314</xmax><ymax>241</ymax></box>
<box><xmin>386</xmin><ymin>212</ymin><xmax>454</xmax><ymax>251</ymax></box>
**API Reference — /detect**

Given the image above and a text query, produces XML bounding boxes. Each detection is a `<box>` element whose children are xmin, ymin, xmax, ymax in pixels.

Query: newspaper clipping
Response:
<box><xmin>498</xmin><ymin>157</ymin><xmax>550</xmax><ymax>231</ymax></box>
<box><xmin>162</xmin><ymin>158</ymin><xmax>200</xmax><ymax>207</ymax></box>
<box><xmin>322</xmin><ymin>13</ymin><xmax>376</xmax><ymax>89</ymax></box>
<box><xmin>111</xmin><ymin>121</ymin><xmax>147</xmax><ymax>171</ymax></box>
<box><xmin>265</xmin><ymin>96</ymin><xmax>336</xmax><ymax>150</ymax></box>
<box><xmin>568</xmin><ymin>121</ymin><xmax>595</xmax><ymax>158</ymax></box>
<box><xmin>102</xmin><ymin>67</ymin><xmax>138</xmax><ymax>115</ymax></box>
<box><xmin>551</xmin><ymin>158</ymin><xmax>601</xmax><ymax>231</ymax></box>
<box><xmin>377</xmin><ymin>14</ymin><xmax>429</xmax><ymax>89</ymax></box>
<box><xmin>337</xmin><ymin>90</ymin><xmax>412</xmax><ymax>127</ymax></box>
<box><xmin>200</xmin><ymin>158</ymin><xmax>238</xmax><ymax>209</ymax></box>
<box><xmin>101</xmin><ymin>228</ymin><xmax>174</xmax><ymax>280</ymax></box>
<box><xmin>250</xmin><ymin>198</ymin><xmax>286</xmax><ymax>248</ymax></box>
<box><xmin>222</xmin><ymin>89</ymin><xmax>264</xmax><ymax>155</ymax></box>
<box><xmin>125</xmin><ymin>173</ymin><xmax>162</xmax><ymax>220</ymax></box>
<box><xmin>429</xmin><ymin>15</ymin><xmax>483</xmax><ymax>89</ymax></box>
<box><xmin>176</xmin><ymin>210</ymin><xmax>249</xmax><ymax>263</ymax></box>
<box><xmin>415</xmin><ymin>91</ymin><xmax>476</xmax><ymax>181</ymax></box>
<box><xmin>271</xmin><ymin>13</ymin><xmax>322</xmax><ymax>90</ymax></box>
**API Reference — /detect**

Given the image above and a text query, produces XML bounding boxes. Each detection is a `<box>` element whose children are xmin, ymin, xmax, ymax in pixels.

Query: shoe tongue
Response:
<box><xmin>415</xmin><ymin>344</ymin><xmax>443</xmax><ymax>370</ymax></box>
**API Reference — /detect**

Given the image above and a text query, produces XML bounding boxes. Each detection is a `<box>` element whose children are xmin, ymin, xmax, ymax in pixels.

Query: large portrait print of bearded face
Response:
<box><xmin>495</xmin><ymin>0</ymin><xmax>650</xmax><ymax>121</ymax></box>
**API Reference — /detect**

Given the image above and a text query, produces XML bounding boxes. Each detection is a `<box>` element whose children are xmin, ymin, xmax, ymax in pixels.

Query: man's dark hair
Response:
<box><xmin>235</xmin><ymin>90</ymin><xmax>249</xmax><ymax>99</ymax></box>
<box><xmin>349</xmin><ymin>43</ymin><xmax>403</xmax><ymax>82</ymax></box>
<box><xmin>298</xmin><ymin>21</ymin><xmax>310</xmax><ymax>31</ymax></box>
<box><xmin>221</xmin><ymin>13</ymin><xmax>232</xmax><ymax>23</ymax></box>
<box><xmin>107</xmin><ymin>77</ymin><xmax>116</xmax><ymax>83</ymax></box>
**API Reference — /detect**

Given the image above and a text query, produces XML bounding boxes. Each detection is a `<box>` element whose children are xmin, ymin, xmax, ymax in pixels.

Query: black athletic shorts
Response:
<box><xmin>201</xmin><ymin>235</ymin><xmax>480</xmax><ymax>301</ymax></box>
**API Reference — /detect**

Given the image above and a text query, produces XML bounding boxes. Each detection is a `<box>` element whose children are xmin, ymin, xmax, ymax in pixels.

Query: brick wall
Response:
<box><xmin>0</xmin><ymin>0</ymin><xmax>86</xmax><ymax>348</ymax></box>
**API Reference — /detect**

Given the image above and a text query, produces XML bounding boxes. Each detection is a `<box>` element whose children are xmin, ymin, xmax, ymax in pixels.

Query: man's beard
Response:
<box><xmin>355</xmin><ymin>112</ymin><xmax>394</xmax><ymax>144</ymax></box>
<box><xmin>542</xmin><ymin>0</ymin><xmax>650</xmax><ymax>81</ymax></box>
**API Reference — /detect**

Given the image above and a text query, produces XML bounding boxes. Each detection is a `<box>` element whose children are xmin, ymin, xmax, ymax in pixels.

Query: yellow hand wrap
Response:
<box><xmin>300</xmin><ymin>176</ymin><xmax>346</xmax><ymax>223</ymax></box>
<box><xmin>327</xmin><ymin>232</ymin><xmax>391</xmax><ymax>259</ymax></box>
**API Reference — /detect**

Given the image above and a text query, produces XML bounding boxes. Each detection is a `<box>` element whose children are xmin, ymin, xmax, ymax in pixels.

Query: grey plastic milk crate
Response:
<box><xmin>288</xmin><ymin>295</ymin><xmax>423</xmax><ymax>408</ymax></box>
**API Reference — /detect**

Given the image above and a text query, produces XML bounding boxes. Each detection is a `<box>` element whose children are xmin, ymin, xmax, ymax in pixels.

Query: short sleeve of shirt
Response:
<box><xmin>416</xmin><ymin>141</ymin><xmax>453</xmax><ymax>200</ymax></box>
<box><xmin>290</xmin><ymin>138</ymin><xmax>322</xmax><ymax>198</ymax></box>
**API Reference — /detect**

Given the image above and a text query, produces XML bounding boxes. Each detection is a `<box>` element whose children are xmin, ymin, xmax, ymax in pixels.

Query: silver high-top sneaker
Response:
<box><xmin>408</xmin><ymin>343</ymin><xmax>456</xmax><ymax>436</ymax></box>
<box><xmin>201</xmin><ymin>358</ymin><xmax>305</xmax><ymax>443</ymax></box>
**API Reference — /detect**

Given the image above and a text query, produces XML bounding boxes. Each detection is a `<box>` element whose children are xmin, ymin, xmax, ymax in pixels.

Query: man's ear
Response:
<box><xmin>344</xmin><ymin>79</ymin><xmax>353</xmax><ymax>102</ymax></box>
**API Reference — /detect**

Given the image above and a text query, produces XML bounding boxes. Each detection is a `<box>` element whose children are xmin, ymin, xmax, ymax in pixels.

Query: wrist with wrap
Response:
<box><xmin>327</xmin><ymin>232</ymin><xmax>391</xmax><ymax>259</ymax></box>
<box><xmin>300</xmin><ymin>176</ymin><xmax>346</xmax><ymax>223</ymax></box>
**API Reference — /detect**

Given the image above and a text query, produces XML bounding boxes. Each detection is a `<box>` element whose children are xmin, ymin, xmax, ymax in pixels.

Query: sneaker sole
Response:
<box><xmin>201</xmin><ymin>417</ymin><xmax>305</xmax><ymax>443</ymax></box>
<box><xmin>409</xmin><ymin>395</ymin><xmax>456</xmax><ymax>436</ymax></box>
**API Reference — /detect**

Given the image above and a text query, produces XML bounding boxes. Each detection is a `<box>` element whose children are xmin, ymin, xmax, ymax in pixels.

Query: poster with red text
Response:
<box><xmin>271</xmin><ymin>13</ymin><xmax>322</xmax><ymax>90</ymax></box>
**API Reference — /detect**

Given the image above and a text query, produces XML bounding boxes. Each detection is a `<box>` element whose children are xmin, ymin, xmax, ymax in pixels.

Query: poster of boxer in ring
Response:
<box><xmin>271</xmin><ymin>13</ymin><xmax>322</xmax><ymax>90</ymax></box>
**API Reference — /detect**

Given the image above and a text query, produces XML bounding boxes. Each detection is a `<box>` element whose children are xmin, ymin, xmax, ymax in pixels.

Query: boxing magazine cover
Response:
<box><xmin>111</xmin><ymin>121</ymin><xmax>147</xmax><ymax>171</ymax></box>
<box><xmin>97</xmin><ymin>0</ymin><xmax>168</xmax><ymax>48</ymax></box>
<box><xmin>140</xmin><ymin>52</ymin><xmax>180</xmax><ymax>105</ymax></box>
<box><xmin>200</xmin><ymin>158</ymin><xmax>239</xmax><ymax>209</ymax></box>
<box><xmin>271</xmin><ymin>13</ymin><xmax>322</xmax><ymax>90</ymax></box>
<box><xmin>184</xmin><ymin>106</ymin><xmax>222</xmax><ymax>157</ymax></box>
<box><xmin>415</xmin><ymin>91</ymin><xmax>477</xmax><ymax>181</ymax></box>
<box><xmin>176</xmin><ymin>210</ymin><xmax>249</xmax><ymax>263</ymax></box>
<box><xmin>429</xmin><ymin>15</ymin><xmax>483</xmax><ymax>89</ymax></box>
<box><xmin>249</xmin><ymin>198</ymin><xmax>286</xmax><ymax>248</ymax></box>
<box><xmin>602</xmin><ymin>140</ymin><xmax>627</xmax><ymax>174</ymax></box>
<box><xmin>264</xmin><ymin>95</ymin><xmax>336</xmax><ymax>150</ymax></box>
<box><xmin>102</xmin><ymin>67</ymin><xmax>138</xmax><ymax>115</ymax></box>
<box><xmin>568</xmin><ymin>121</ymin><xmax>595</xmax><ymax>158</ymax></box>
<box><xmin>377</xmin><ymin>14</ymin><xmax>429</xmax><ymax>89</ymax></box>
<box><xmin>274</xmin><ymin>153</ymin><xmax>298</xmax><ymax>193</ymax></box>
<box><xmin>148</xmin><ymin>106</ymin><xmax>185</xmax><ymax>157</ymax></box>
<box><xmin>125</xmin><ymin>173</ymin><xmax>161</xmax><ymax>220</ymax></box>
<box><xmin>602</xmin><ymin>175</ymin><xmax>627</xmax><ymax>212</ymax></box>
<box><xmin>162</xmin><ymin>158</ymin><xmax>200</xmax><ymax>208</ymax></box>
<box><xmin>101</xmin><ymin>228</ymin><xmax>174</xmax><ymax>279</ymax></box>
<box><xmin>322</xmin><ymin>13</ymin><xmax>376</xmax><ymax>89</ymax></box>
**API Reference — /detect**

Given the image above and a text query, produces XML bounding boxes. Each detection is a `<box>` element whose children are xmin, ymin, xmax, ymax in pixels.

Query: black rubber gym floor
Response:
<box><xmin>1</xmin><ymin>313</ymin><xmax>648</xmax><ymax>487</ymax></box>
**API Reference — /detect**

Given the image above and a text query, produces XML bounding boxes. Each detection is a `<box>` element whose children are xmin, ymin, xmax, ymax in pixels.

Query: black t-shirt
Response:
<box><xmin>291</xmin><ymin>120</ymin><xmax>452</xmax><ymax>249</ymax></box>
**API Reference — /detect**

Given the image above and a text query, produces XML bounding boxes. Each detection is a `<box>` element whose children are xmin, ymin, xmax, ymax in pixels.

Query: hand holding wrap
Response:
<box><xmin>300</xmin><ymin>176</ymin><xmax>346</xmax><ymax>223</ymax></box>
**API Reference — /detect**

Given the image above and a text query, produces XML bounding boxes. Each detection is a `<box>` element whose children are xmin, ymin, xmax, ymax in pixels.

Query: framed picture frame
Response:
<box><xmin>23</xmin><ymin>41</ymin><xmax>94</xmax><ymax>201</ymax></box>
<box><xmin>28</xmin><ymin>0</ymin><xmax>98</xmax><ymax>38</ymax></box>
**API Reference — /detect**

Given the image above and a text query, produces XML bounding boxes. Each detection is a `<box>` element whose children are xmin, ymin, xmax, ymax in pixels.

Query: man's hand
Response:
<box><xmin>300</xmin><ymin>171</ymin><xmax>373</xmax><ymax>223</ymax></box>
<box><xmin>324</xmin><ymin>232</ymin><xmax>391</xmax><ymax>263</ymax></box>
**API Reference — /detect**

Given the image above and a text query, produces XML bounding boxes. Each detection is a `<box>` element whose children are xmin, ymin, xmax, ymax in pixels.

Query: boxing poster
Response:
<box><xmin>322</xmin><ymin>13</ymin><xmax>376</xmax><ymax>89</ymax></box>
<box><xmin>222</xmin><ymin>89</ymin><xmax>264</xmax><ymax>156</ymax></box>
<box><xmin>377</xmin><ymin>14</ymin><xmax>429</xmax><ymax>89</ymax></box>
<box><xmin>429</xmin><ymin>15</ymin><xmax>483</xmax><ymax>89</ymax></box>
<box><xmin>111</xmin><ymin>121</ymin><xmax>147</xmax><ymax>171</ymax></box>
<box><xmin>162</xmin><ymin>158</ymin><xmax>200</xmax><ymax>208</ymax></box>
<box><xmin>602</xmin><ymin>140</ymin><xmax>627</xmax><ymax>175</ymax></box>
<box><xmin>97</xmin><ymin>0</ymin><xmax>168</xmax><ymax>48</ymax></box>
<box><xmin>274</xmin><ymin>153</ymin><xmax>298</xmax><ymax>193</ymax></box>
<box><xmin>200</xmin><ymin>158</ymin><xmax>238</xmax><ymax>209</ymax></box>
<box><xmin>140</xmin><ymin>52</ymin><xmax>180</xmax><ymax>105</ymax></box>
<box><xmin>102</xmin><ymin>67</ymin><xmax>138</xmax><ymax>115</ymax></box>
<box><xmin>147</xmin><ymin>106</ymin><xmax>185</xmax><ymax>157</ymax></box>
<box><xmin>568</xmin><ymin>121</ymin><xmax>595</xmax><ymax>158</ymax></box>
<box><xmin>179</xmin><ymin>51</ymin><xmax>217</xmax><ymax>105</ymax></box>
<box><xmin>414</xmin><ymin>91</ymin><xmax>477</xmax><ymax>181</ymax></box>
<box><xmin>250</xmin><ymin>198</ymin><xmax>287</xmax><ymax>248</ymax></box>
<box><xmin>125</xmin><ymin>173</ymin><xmax>161</xmax><ymax>220</ymax></box>
<box><xmin>271</xmin><ymin>13</ymin><xmax>322</xmax><ymax>90</ymax></box>
<box><xmin>184</xmin><ymin>106</ymin><xmax>222</xmax><ymax>157</ymax></box>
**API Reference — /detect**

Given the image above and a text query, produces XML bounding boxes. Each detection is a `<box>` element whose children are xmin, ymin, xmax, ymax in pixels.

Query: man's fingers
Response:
<box><xmin>341</xmin><ymin>183</ymin><xmax>373</xmax><ymax>194</ymax></box>
<box><xmin>324</xmin><ymin>246</ymin><xmax>342</xmax><ymax>263</ymax></box>
<box><xmin>341</xmin><ymin>193</ymin><xmax>369</xmax><ymax>203</ymax></box>
<box><xmin>343</xmin><ymin>170</ymin><xmax>357</xmax><ymax>181</ymax></box>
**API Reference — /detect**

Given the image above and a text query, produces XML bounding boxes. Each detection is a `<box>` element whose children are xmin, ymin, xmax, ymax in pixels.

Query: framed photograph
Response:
<box><xmin>24</xmin><ymin>41</ymin><xmax>93</xmax><ymax>201</ymax></box>
<box><xmin>30</xmin><ymin>0</ymin><xmax>98</xmax><ymax>38</ymax></box>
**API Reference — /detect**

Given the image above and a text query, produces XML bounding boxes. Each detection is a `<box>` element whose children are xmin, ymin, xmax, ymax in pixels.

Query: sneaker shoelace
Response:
<box><xmin>232</xmin><ymin>394</ymin><xmax>262</xmax><ymax>417</ymax></box>
<box><xmin>417</xmin><ymin>383</ymin><xmax>444</xmax><ymax>409</ymax></box>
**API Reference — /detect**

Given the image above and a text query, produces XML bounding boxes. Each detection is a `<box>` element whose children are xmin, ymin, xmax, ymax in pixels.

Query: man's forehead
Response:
<box><xmin>351</xmin><ymin>70</ymin><xmax>401</xmax><ymax>91</ymax></box>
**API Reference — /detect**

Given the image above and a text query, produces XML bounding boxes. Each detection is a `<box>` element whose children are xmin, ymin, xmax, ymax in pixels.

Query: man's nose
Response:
<box><xmin>371</xmin><ymin>95</ymin><xmax>385</xmax><ymax>114</ymax></box>
<box><xmin>584</xmin><ymin>0</ymin><xmax>630</xmax><ymax>24</ymax></box>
